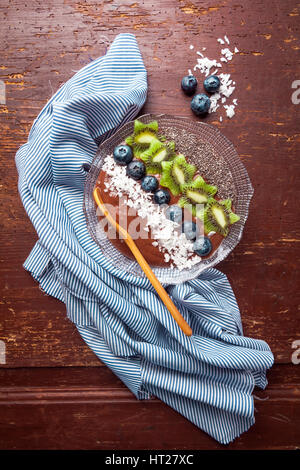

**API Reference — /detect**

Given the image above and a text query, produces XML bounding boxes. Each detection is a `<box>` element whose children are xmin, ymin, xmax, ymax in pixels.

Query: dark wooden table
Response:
<box><xmin>0</xmin><ymin>0</ymin><xmax>299</xmax><ymax>450</ymax></box>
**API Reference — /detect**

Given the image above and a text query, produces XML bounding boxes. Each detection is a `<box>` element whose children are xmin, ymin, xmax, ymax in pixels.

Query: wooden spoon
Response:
<box><xmin>93</xmin><ymin>187</ymin><xmax>192</xmax><ymax>336</ymax></box>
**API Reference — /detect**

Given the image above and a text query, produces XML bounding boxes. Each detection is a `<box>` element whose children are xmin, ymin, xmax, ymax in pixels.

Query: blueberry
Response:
<box><xmin>181</xmin><ymin>75</ymin><xmax>198</xmax><ymax>96</ymax></box>
<box><xmin>126</xmin><ymin>160</ymin><xmax>146</xmax><ymax>180</ymax></box>
<box><xmin>113</xmin><ymin>144</ymin><xmax>133</xmax><ymax>166</ymax></box>
<box><xmin>203</xmin><ymin>75</ymin><xmax>220</xmax><ymax>93</ymax></box>
<box><xmin>193</xmin><ymin>236</ymin><xmax>212</xmax><ymax>256</ymax></box>
<box><xmin>191</xmin><ymin>93</ymin><xmax>211</xmax><ymax>116</ymax></box>
<box><xmin>153</xmin><ymin>189</ymin><xmax>171</xmax><ymax>205</ymax></box>
<box><xmin>166</xmin><ymin>205</ymin><xmax>183</xmax><ymax>224</ymax></box>
<box><xmin>181</xmin><ymin>221</ymin><xmax>199</xmax><ymax>240</ymax></box>
<box><xmin>141</xmin><ymin>175</ymin><xmax>159</xmax><ymax>192</ymax></box>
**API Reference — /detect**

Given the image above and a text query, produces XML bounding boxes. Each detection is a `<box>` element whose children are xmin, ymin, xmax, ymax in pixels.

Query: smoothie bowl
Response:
<box><xmin>83</xmin><ymin>114</ymin><xmax>253</xmax><ymax>284</ymax></box>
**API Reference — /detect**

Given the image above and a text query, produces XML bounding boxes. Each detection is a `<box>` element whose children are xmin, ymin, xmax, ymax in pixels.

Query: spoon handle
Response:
<box><xmin>93</xmin><ymin>187</ymin><xmax>192</xmax><ymax>336</ymax></box>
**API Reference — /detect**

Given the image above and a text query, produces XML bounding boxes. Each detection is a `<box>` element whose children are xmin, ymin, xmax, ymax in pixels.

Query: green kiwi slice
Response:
<box><xmin>134</xmin><ymin>119</ymin><xmax>158</xmax><ymax>134</ymax></box>
<box><xmin>139</xmin><ymin>140</ymin><xmax>176</xmax><ymax>174</ymax></box>
<box><xmin>202</xmin><ymin>198</ymin><xmax>240</xmax><ymax>236</ymax></box>
<box><xmin>160</xmin><ymin>154</ymin><xmax>197</xmax><ymax>196</ymax></box>
<box><xmin>178</xmin><ymin>176</ymin><xmax>218</xmax><ymax>215</ymax></box>
<box><xmin>125</xmin><ymin>120</ymin><xmax>164</xmax><ymax>157</ymax></box>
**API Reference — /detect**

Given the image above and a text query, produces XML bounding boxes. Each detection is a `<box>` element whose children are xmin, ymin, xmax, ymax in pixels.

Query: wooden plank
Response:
<box><xmin>0</xmin><ymin>364</ymin><xmax>299</xmax><ymax>450</ymax></box>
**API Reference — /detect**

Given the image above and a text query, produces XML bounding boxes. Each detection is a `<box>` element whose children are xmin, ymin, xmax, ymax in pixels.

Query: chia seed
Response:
<box><xmin>160</xmin><ymin>126</ymin><xmax>236</xmax><ymax>203</ymax></box>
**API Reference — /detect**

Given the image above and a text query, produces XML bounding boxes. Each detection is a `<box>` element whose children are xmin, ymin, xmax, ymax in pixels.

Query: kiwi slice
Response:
<box><xmin>134</xmin><ymin>119</ymin><xmax>158</xmax><ymax>134</ymax></box>
<box><xmin>178</xmin><ymin>176</ymin><xmax>218</xmax><ymax>215</ymax></box>
<box><xmin>140</xmin><ymin>140</ymin><xmax>176</xmax><ymax>174</ymax></box>
<box><xmin>125</xmin><ymin>120</ymin><xmax>164</xmax><ymax>157</ymax></box>
<box><xmin>160</xmin><ymin>154</ymin><xmax>197</xmax><ymax>196</ymax></box>
<box><xmin>202</xmin><ymin>198</ymin><xmax>240</xmax><ymax>236</ymax></box>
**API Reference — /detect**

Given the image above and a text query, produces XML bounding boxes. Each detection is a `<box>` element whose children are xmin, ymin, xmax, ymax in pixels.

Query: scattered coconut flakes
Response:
<box><xmin>194</xmin><ymin>56</ymin><xmax>222</xmax><ymax>77</ymax></box>
<box><xmin>221</xmin><ymin>47</ymin><xmax>233</xmax><ymax>61</ymax></box>
<box><xmin>102</xmin><ymin>156</ymin><xmax>201</xmax><ymax>271</ymax></box>
<box><xmin>208</xmin><ymin>73</ymin><xmax>235</xmax><ymax>114</ymax></box>
<box><xmin>190</xmin><ymin>35</ymin><xmax>240</xmax><ymax>120</ymax></box>
<box><xmin>224</xmin><ymin>104</ymin><xmax>235</xmax><ymax>118</ymax></box>
<box><xmin>208</xmin><ymin>92</ymin><xmax>221</xmax><ymax>114</ymax></box>
<box><xmin>219</xmin><ymin>73</ymin><xmax>235</xmax><ymax>97</ymax></box>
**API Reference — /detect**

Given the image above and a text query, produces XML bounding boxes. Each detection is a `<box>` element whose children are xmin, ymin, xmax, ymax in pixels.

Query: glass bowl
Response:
<box><xmin>83</xmin><ymin>114</ymin><xmax>254</xmax><ymax>284</ymax></box>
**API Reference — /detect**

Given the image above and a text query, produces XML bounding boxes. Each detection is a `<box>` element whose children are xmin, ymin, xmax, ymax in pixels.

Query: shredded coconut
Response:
<box><xmin>221</xmin><ymin>47</ymin><xmax>233</xmax><ymax>61</ymax></box>
<box><xmin>219</xmin><ymin>73</ymin><xmax>235</xmax><ymax>97</ymax></box>
<box><xmin>191</xmin><ymin>35</ymin><xmax>240</xmax><ymax>120</ymax></box>
<box><xmin>102</xmin><ymin>156</ymin><xmax>201</xmax><ymax>271</ymax></box>
<box><xmin>194</xmin><ymin>56</ymin><xmax>222</xmax><ymax>77</ymax></box>
<box><xmin>224</xmin><ymin>104</ymin><xmax>235</xmax><ymax>118</ymax></box>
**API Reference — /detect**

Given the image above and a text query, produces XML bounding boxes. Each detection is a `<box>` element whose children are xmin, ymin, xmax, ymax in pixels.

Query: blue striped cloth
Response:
<box><xmin>16</xmin><ymin>33</ymin><xmax>274</xmax><ymax>444</ymax></box>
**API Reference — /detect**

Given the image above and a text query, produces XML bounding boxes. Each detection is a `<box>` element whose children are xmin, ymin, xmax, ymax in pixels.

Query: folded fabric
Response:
<box><xmin>15</xmin><ymin>33</ymin><xmax>274</xmax><ymax>444</ymax></box>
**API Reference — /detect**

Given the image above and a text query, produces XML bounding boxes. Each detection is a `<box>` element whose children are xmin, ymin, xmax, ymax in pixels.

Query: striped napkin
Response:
<box><xmin>15</xmin><ymin>33</ymin><xmax>274</xmax><ymax>444</ymax></box>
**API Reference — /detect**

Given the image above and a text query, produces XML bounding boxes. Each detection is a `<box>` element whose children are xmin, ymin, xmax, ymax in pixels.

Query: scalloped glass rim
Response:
<box><xmin>83</xmin><ymin>114</ymin><xmax>254</xmax><ymax>284</ymax></box>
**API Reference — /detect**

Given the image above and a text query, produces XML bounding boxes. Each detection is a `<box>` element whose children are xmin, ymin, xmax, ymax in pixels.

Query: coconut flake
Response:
<box><xmin>221</xmin><ymin>47</ymin><xmax>233</xmax><ymax>61</ymax></box>
<box><xmin>194</xmin><ymin>56</ymin><xmax>222</xmax><ymax>77</ymax></box>
<box><xmin>224</xmin><ymin>104</ymin><xmax>235</xmax><ymax>118</ymax></box>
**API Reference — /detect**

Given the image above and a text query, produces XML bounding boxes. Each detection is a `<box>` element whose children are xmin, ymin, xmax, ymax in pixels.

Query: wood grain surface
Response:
<box><xmin>0</xmin><ymin>0</ymin><xmax>299</xmax><ymax>450</ymax></box>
